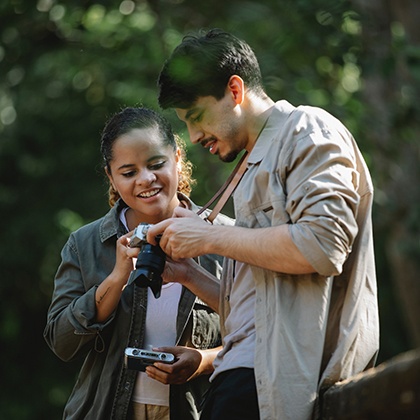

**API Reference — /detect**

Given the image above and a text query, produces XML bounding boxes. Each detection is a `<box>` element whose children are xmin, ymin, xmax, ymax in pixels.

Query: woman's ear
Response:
<box><xmin>227</xmin><ymin>75</ymin><xmax>245</xmax><ymax>104</ymax></box>
<box><xmin>105</xmin><ymin>167</ymin><xmax>116</xmax><ymax>191</ymax></box>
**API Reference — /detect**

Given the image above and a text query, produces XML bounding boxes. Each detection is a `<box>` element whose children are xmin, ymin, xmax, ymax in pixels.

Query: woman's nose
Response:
<box><xmin>136</xmin><ymin>170</ymin><xmax>156</xmax><ymax>185</ymax></box>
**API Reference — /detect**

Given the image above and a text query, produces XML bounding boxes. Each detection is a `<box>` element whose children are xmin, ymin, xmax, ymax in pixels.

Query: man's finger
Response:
<box><xmin>146</xmin><ymin>219</ymin><xmax>172</xmax><ymax>244</ymax></box>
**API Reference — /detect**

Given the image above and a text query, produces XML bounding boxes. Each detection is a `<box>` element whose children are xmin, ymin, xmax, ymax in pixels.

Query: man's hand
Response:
<box><xmin>160</xmin><ymin>257</ymin><xmax>198</xmax><ymax>285</ymax></box>
<box><xmin>162</xmin><ymin>256</ymin><xmax>221</xmax><ymax>312</ymax></box>
<box><xmin>147</xmin><ymin>207</ymin><xmax>213</xmax><ymax>259</ymax></box>
<box><xmin>144</xmin><ymin>346</ymin><xmax>220</xmax><ymax>385</ymax></box>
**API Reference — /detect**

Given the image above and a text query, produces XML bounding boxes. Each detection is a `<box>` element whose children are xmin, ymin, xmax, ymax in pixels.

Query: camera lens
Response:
<box><xmin>128</xmin><ymin>243</ymin><xmax>166</xmax><ymax>298</ymax></box>
<box><xmin>160</xmin><ymin>354</ymin><xmax>167</xmax><ymax>360</ymax></box>
<box><xmin>132</xmin><ymin>349</ymin><xmax>139</xmax><ymax>355</ymax></box>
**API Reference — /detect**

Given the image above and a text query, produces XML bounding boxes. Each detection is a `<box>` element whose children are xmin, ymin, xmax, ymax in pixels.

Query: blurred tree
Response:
<box><xmin>349</xmin><ymin>0</ymin><xmax>420</xmax><ymax>354</ymax></box>
<box><xmin>0</xmin><ymin>0</ymin><xmax>417</xmax><ymax>418</ymax></box>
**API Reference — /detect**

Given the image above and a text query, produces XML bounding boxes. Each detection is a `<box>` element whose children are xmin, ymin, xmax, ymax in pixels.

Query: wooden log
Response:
<box><xmin>321</xmin><ymin>348</ymin><xmax>420</xmax><ymax>420</ymax></box>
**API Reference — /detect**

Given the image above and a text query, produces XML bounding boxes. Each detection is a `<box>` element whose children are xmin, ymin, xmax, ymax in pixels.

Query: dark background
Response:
<box><xmin>1</xmin><ymin>0</ymin><xmax>419</xmax><ymax>418</ymax></box>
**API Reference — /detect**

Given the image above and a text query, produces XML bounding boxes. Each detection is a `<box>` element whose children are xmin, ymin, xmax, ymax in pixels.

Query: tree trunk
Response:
<box><xmin>351</xmin><ymin>0</ymin><xmax>420</xmax><ymax>347</ymax></box>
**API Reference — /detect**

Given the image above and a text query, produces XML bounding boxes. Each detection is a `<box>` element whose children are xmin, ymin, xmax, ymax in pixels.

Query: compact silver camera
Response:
<box><xmin>128</xmin><ymin>223</ymin><xmax>166</xmax><ymax>298</ymax></box>
<box><xmin>129</xmin><ymin>223</ymin><xmax>151</xmax><ymax>247</ymax></box>
<box><xmin>124</xmin><ymin>347</ymin><xmax>176</xmax><ymax>371</ymax></box>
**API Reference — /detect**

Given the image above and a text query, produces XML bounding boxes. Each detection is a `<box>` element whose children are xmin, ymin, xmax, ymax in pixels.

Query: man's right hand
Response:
<box><xmin>147</xmin><ymin>207</ymin><xmax>213</xmax><ymax>259</ymax></box>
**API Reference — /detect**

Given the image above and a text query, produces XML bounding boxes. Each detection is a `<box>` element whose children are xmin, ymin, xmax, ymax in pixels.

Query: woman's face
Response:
<box><xmin>107</xmin><ymin>127</ymin><xmax>181</xmax><ymax>225</ymax></box>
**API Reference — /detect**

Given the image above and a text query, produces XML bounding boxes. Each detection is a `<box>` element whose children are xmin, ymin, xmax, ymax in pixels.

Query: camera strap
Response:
<box><xmin>196</xmin><ymin>151</ymin><xmax>249</xmax><ymax>223</ymax></box>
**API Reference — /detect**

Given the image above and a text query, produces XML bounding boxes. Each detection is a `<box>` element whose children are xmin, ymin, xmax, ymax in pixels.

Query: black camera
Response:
<box><xmin>127</xmin><ymin>223</ymin><xmax>166</xmax><ymax>298</ymax></box>
<box><xmin>124</xmin><ymin>347</ymin><xmax>175</xmax><ymax>371</ymax></box>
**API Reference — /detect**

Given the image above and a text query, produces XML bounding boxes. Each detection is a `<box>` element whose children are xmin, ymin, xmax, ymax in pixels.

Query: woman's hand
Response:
<box><xmin>144</xmin><ymin>346</ymin><xmax>221</xmax><ymax>385</ymax></box>
<box><xmin>112</xmin><ymin>231</ymin><xmax>139</xmax><ymax>283</ymax></box>
<box><xmin>95</xmin><ymin>231</ymin><xmax>139</xmax><ymax>322</ymax></box>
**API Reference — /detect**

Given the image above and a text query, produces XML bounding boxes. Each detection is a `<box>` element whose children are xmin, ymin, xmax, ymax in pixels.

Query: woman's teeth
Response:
<box><xmin>139</xmin><ymin>189</ymin><xmax>159</xmax><ymax>198</ymax></box>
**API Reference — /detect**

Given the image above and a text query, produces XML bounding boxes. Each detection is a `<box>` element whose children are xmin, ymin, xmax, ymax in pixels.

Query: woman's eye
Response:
<box><xmin>122</xmin><ymin>171</ymin><xmax>136</xmax><ymax>178</ymax></box>
<box><xmin>150</xmin><ymin>161</ymin><xmax>165</xmax><ymax>170</ymax></box>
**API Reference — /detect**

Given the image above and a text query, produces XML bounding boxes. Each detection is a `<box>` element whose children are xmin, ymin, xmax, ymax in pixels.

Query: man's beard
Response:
<box><xmin>219</xmin><ymin>148</ymin><xmax>241</xmax><ymax>163</ymax></box>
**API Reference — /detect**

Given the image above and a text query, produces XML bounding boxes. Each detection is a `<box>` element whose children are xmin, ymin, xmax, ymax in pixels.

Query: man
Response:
<box><xmin>147</xmin><ymin>28</ymin><xmax>379</xmax><ymax>420</ymax></box>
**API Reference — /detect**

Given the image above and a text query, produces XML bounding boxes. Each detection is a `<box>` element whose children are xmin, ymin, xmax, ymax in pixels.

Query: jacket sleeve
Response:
<box><xmin>285</xmin><ymin>127</ymin><xmax>360</xmax><ymax>277</ymax></box>
<box><xmin>43</xmin><ymin>234</ymin><xmax>115</xmax><ymax>362</ymax></box>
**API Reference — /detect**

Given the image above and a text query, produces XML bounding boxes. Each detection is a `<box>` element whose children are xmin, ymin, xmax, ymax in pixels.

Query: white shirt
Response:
<box><xmin>119</xmin><ymin>209</ymin><xmax>182</xmax><ymax>406</ymax></box>
<box><xmin>132</xmin><ymin>282</ymin><xmax>182</xmax><ymax>406</ymax></box>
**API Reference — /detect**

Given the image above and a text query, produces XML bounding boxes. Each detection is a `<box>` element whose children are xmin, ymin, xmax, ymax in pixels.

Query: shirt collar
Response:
<box><xmin>247</xmin><ymin>100</ymin><xmax>296</xmax><ymax>165</ymax></box>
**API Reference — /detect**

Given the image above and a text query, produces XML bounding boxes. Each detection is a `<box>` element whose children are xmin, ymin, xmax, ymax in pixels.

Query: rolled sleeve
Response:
<box><xmin>285</xmin><ymin>130</ymin><xmax>360</xmax><ymax>276</ymax></box>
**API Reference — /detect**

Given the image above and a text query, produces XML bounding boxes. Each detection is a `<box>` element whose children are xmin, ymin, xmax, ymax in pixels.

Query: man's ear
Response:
<box><xmin>227</xmin><ymin>75</ymin><xmax>245</xmax><ymax>104</ymax></box>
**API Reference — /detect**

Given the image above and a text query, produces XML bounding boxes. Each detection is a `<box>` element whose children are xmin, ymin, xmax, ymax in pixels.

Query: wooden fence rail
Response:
<box><xmin>320</xmin><ymin>348</ymin><xmax>420</xmax><ymax>419</ymax></box>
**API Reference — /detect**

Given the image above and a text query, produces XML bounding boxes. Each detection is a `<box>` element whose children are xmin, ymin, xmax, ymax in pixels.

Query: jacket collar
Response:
<box><xmin>99</xmin><ymin>199</ymin><xmax>127</xmax><ymax>243</ymax></box>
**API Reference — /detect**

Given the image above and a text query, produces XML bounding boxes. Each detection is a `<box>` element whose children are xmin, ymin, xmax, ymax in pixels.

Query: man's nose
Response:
<box><xmin>188</xmin><ymin>126</ymin><xmax>205</xmax><ymax>145</ymax></box>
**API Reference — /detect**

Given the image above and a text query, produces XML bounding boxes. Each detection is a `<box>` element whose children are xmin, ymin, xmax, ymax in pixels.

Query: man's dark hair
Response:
<box><xmin>158</xmin><ymin>28</ymin><xmax>264</xmax><ymax>109</ymax></box>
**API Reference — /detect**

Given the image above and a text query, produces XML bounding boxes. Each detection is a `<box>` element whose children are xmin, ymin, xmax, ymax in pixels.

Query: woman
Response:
<box><xmin>44</xmin><ymin>107</ymin><xmax>233</xmax><ymax>419</ymax></box>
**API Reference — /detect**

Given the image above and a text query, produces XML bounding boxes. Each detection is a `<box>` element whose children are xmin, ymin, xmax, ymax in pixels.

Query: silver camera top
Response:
<box><xmin>124</xmin><ymin>347</ymin><xmax>176</xmax><ymax>371</ymax></box>
<box><xmin>129</xmin><ymin>223</ymin><xmax>152</xmax><ymax>248</ymax></box>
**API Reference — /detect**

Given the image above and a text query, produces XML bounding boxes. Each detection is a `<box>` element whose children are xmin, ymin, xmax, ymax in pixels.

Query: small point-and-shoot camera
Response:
<box><xmin>124</xmin><ymin>347</ymin><xmax>176</xmax><ymax>371</ymax></box>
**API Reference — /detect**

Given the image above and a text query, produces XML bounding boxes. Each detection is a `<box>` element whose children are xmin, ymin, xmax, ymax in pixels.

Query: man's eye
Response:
<box><xmin>191</xmin><ymin>113</ymin><xmax>202</xmax><ymax>123</ymax></box>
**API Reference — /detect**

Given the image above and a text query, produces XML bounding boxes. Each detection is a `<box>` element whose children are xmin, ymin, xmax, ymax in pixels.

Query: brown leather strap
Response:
<box><xmin>196</xmin><ymin>151</ymin><xmax>249</xmax><ymax>223</ymax></box>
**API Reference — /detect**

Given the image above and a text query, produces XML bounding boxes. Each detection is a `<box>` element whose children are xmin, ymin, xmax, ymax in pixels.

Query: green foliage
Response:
<box><xmin>0</xmin><ymin>0</ymin><xmax>416</xmax><ymax>418</ymax></box>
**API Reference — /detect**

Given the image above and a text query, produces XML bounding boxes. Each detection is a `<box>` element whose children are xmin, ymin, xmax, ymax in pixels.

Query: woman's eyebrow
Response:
<box><xmin>117</xmin><ymin>155</ymin><xmax>166</xmax><ymax>170</ymax></box>
<box><xmin>117</xmin><ymin>163</ymin><xmax>135</xmax><ymax>170</ymax></box>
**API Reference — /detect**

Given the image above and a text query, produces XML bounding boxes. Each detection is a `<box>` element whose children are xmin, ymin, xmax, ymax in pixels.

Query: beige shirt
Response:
<box><xmin>219</xmin><ymin>101</ymin><xmax>379</xmax><ymax>420</ymax></box>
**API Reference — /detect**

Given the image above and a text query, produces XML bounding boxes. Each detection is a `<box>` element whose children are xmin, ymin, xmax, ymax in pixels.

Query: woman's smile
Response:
<box><xmin>138</xmin><ymin>188</ymin><xmax>161</xmax><ymax>199</ymax></box>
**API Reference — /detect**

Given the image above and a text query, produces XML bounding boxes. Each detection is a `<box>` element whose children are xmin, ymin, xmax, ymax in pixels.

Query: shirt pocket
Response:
<box><xmin>254</xmin><ymin>197</ymin><xmax>290</xmax><ymax>228</ymax></box>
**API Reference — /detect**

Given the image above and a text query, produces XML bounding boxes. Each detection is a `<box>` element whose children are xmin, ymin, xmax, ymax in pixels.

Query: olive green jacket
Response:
<box><xmin>44</xmin><ymin>197</ymin><xmax>233</xmax><ymax>419</ymax></box>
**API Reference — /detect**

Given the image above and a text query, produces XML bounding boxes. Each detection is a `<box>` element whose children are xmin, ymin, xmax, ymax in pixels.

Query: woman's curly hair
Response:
<box><xmin>100</xmin><ymin>107</ymin><xmax>195</xmax><ymax>207</ymax></box>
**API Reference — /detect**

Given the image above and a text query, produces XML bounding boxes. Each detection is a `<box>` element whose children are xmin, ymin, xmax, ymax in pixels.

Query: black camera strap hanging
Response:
<box><xmin>196</xmin><ymin>151</ymin><xmax>249</xmax><ymax>223</ymax></box>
